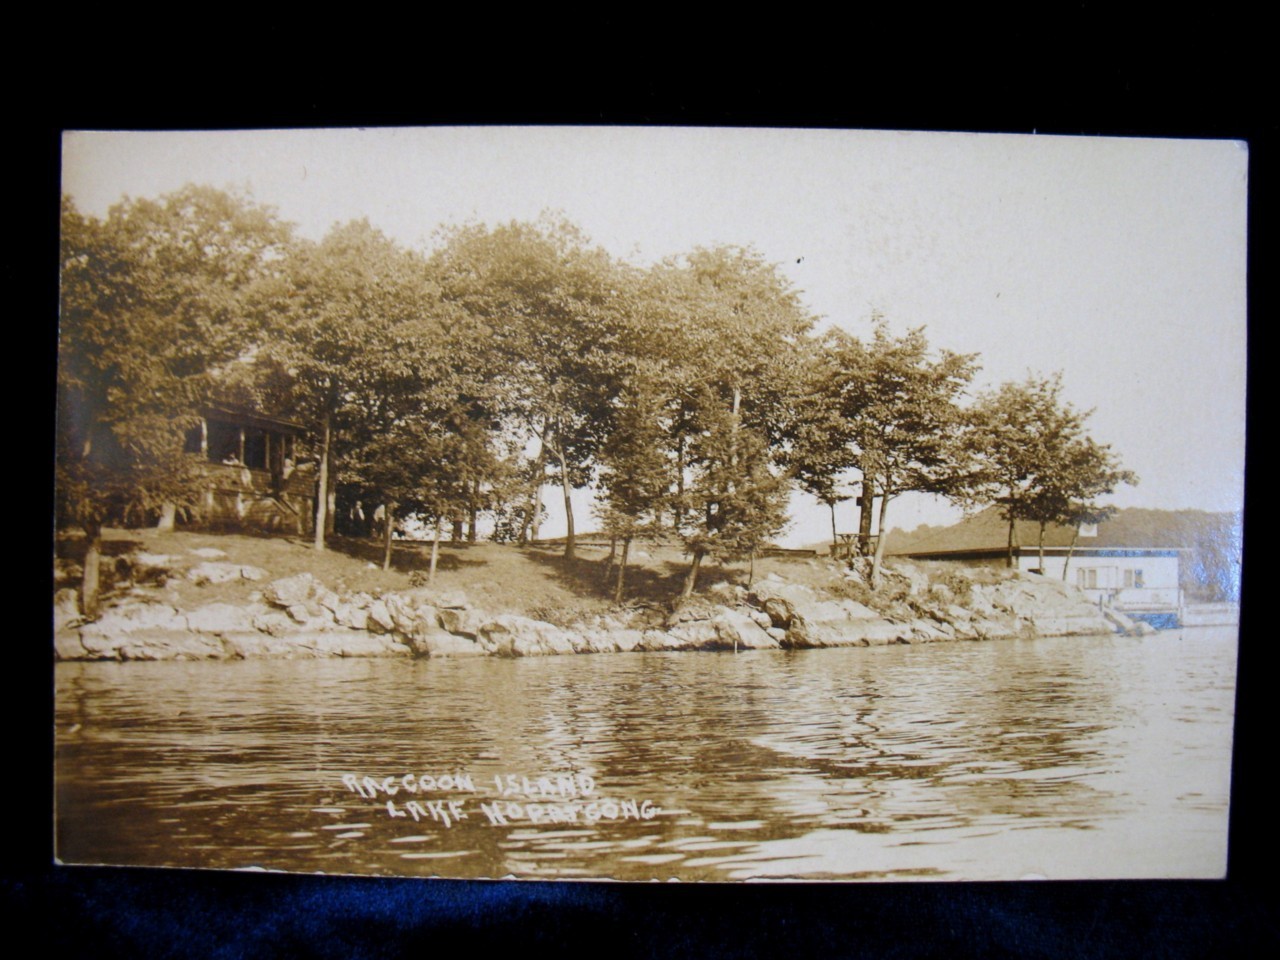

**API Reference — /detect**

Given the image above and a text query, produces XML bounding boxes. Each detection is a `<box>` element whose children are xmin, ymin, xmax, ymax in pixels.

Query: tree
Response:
<box><xmin>828</xmin><ymin>323</ymin><xmax>979</xmax><ymax>587</ymax></box>
<box><xmin>1034</xmin><ymin>436</ymin><xmax>1138</xmax><ymax>579</ymax></box>
<box><xmin>432</xmin><ymin>217</ymin><xmax>629</xmax><ymax>559</ymax></box>
<box><xmin>263</xmin><ymin>219</ymin><xmax>449</xmax><ymax>550</ymax></box>
<box><xmin>966</xmin><ymin>374</ymin><xmax>1136</xmax><ymax>574</ymax></box>
<box><xmin>594</xmin><ymin>369</ymin><xmax>675</xmax><ymax>603</ymax></box>
<box><xmin>965</xmin><ymin>374</ymin><xmax>1088</xmax><ymax>568</ymax></box>
<box><xmin>57</xmin><ymin>187</ymin><xmax>292</xmax><ymax>614</ymax></box>
<box><xmin>646</xmin><ymin>246</ymin><xmax>814</xmax><ymax>595</ymax></box>
<box><xmin>783</xmin><ymin>335</ymin><xmax>858</xmax><ymax>557</ymax></box>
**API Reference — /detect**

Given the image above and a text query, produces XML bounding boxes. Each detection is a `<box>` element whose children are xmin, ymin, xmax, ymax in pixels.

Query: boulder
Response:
<box><xmin>383</xmin><ymin>594</ymin><xmax>424</xmax><ymax>634</ymax></box>
<box><xmin>366</xmin><ymin>599</ymin><xmax>395</xmax><ymax>633</ymax></box>
<box><xmin>407</xmin><ymin>625</ymin><xmax>485</xmax><ymax>658</ymax></box>
<box><xmin>668</xmin><ymin>610</ymin><xmax>780</xmax><ymax>650</ymax></box>
<box><xmin>315</xmin><ymin>633</ymin><xmax>414</xmax><ymax>658</ymax></box>
<box><xmin>220</xmin><ymin>632</ymin><xmax>319</xmax><ymax>659</ymax></box>
<box><xmin>315</xmin><ymin>587</ymin><xmax>343</xmax><ymax>612</ymax></box>
<box><xmin>437</xmin><ymin>607</ymin><xmax>485</xmax><ymax>638</ymax></box>
<box><xmin>189</xmin><ymin>547</ymin><xmax>228</xmax><ymax>559</ymax></box>
<box><xmin>187</xmin><ymin>603</ymin><xmax>257</xmax><ymax>635</ymax></box>
<box><xmin>53</xmin><ymin>627</ymin><xmax>89</xmax><ymax>660</ymax></box>
<box><xmin>637</xmin><ymin>629</ymin><xmax>686</xmax><ymax>652</ymax></box>
<box><xmin>116</xmin><ymin>633</ymin><xmax>230</xmax><ymax>661</ymax></box>
<box><xmin>54</xmin><ymin>588</ymin><xmax>82</xmax><ymax>633</ymax></box>
<box><xmin>478</xmin><ymin>615</ymin><xmax>575</xmax><ymax>657</ymax></box>
<box><xmin>666</xmin><ymin>598</ymin><xmax>725</xmax><ymax>628</ymax></box>
<box><xmin>332</xmin><ymin>603</ymin><xmax>369</xmax><ymax>630</ymax></box>
<box><xmin>188</xmin><ymin>562</ymin><xmax>267</xmax><ymax>585</ymax></box>
<box><xmin>252</xmin><ymin>611</ymin><xmax>297</xmax><ymax>638</ymax></box>
<box><xmin>264</xmin><ymin>573</ymin><xmax>318</xmax><ymax>607</ymax></box>
<box><xmin>87</xmin><ymin>603</ymin><xmax>189</xmax><ymax>635</ymax></box>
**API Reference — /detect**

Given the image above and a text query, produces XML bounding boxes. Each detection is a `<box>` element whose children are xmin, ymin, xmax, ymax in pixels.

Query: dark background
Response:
<box><xmin>14</xmin><ymin>35</ymin><xmax>1273</xmax><ymax>958</ymax></box>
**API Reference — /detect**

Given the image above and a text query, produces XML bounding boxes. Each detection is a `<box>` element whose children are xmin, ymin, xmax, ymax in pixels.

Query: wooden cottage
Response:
<box><xmin>181</xmin><ymin>407</ymin><xmax>317</xmax><ymax>534</ymax></box>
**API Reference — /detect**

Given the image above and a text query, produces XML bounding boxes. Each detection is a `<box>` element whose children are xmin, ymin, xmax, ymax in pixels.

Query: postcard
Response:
<box><xmin>54</xmin><ymin>127</ymin><xmax>1245</xmax><ymax>881</ymax></box>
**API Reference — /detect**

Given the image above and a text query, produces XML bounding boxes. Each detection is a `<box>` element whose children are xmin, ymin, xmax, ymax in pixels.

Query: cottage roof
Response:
<box><xmin>202</xmin><ymin>405</ymin><xmax>306</xmax><ymax>435</ymax></box>
<box><xmin>887</xmin><ymin>506</ymin><xmax>1224</xmax><ymax>557</ymax></box>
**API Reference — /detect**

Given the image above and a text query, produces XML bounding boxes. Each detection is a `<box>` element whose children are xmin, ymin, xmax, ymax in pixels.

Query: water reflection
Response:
<box><xmin>55</xmin><ymin>628</ymin><xmax>1236</xmax><ymax>881</ymax></box>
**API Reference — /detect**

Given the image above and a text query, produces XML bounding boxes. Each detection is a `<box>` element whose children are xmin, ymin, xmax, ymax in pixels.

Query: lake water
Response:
<box><xmin>54</xmin><ymin>627</ymin><xmax>1237</xmax><ymax>881</ymax></box>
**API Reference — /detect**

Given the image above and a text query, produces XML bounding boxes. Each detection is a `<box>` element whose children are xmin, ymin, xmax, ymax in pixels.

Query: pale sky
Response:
<box><xmin>61</xmin><ymin>128</ymin><xmax>1248</xmax><ymax>546</ymax></box>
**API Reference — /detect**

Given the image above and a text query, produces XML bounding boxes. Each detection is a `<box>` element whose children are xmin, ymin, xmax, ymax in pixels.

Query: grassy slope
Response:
<box><xmin>56</xmin><ymin>529</ymin><xmax>866</xmax><ymax>626</ymax></box>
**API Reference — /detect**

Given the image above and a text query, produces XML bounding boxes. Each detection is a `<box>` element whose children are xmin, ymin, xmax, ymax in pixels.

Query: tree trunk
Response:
<box><xmin>614</xmin><ymin>537</ymin><xmax>631</xmax><ymax>605</ymax></box>
<box><xmin>682</xmin><ymin>548</ymin><xmax>705</xmax><ymax>598</ymax></box>
<box><xmin>80</xmin><ymin>521</ymin><xmax>103</xmax><ymax>619</ymax></box>
<box><xmin>869</xmin><ymin>492</ymin><xmax>892</xmax><ymax>589</ymax></box>
<box><xmin>467</xmin><ymin>479</ymin><xmax>478</xmax><ymax>542</ymax></box>
<box><xmin>157</xmin><ymin>502</ymin><xmax>176</xmax><ymax>532</ymax></box>
<box><xmin>675</xmin><ymin>433</ymin><xmax>686</xmax><ymax>527</ymax></box>
<box><xmin>748</xmin><ymin>548</ymin><xmax>756</xmax><ymax>590</ymax></box>
<box><xmin>550</xmin><ymin>442</ymin><xmax>576</xmax><ymax>560</ymax></box>
<box><xmin>523</xmin><ymin>444</ymin><xmax>546</xmax><ymax>544</ymax></box>
<box><xmin>451</xmin><ymin>518</ymin><xmax>464</xmax><ymax>541</ymax></box>
<box><xmin>382</xmin><ymin>503</ymin><xmax>395</xmax><ymax>572</ymax></box>
<box><xmin>858</xmin><ymin>474</ymin><xmax>876</xmax><ymax>556</ymax></box>
<box><xmin>429</xmin><ymin>516</ymin><xmax>443</xmax><ymax>584</ymax></box>
<box><xmin>313</xmin><ymin>410</ymin><xmax>331</xmax><ymax>551</ymax></box>
<box><xmin>1037</xmin><ymin>521</ymin><xmax>1046</xmax><ymax>574</ymax></box>
<box><xmin>829</xmin><ymin>501</ymin><xmax>839</xmax><ymax>558</ymax></box>
<box><xmin>1063</xmin><ymin>527</ymin><xmax>1080</xmax><ymax>582</ymax></box>
<box><xmin>1006</xmin><ymin>515</ymin><xmax>1017</xmax><ymax>569</ymax></box>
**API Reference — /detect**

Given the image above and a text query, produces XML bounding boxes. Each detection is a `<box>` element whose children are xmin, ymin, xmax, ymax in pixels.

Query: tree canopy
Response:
<box><xmin>57</xmin><ymin>185</ymin><xmax>1152</xmax><ymax>610</ymax></box>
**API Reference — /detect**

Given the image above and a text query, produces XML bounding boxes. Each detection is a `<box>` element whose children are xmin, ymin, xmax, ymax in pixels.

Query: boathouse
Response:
<box><xmin>182</xmin><ymin>407</ymin><xmax>317</xmax><ymax>534</ymax></box>
<box><xmin>893</xmin><ymin>510</ymin><xmax>1185</xmax><ymax>628</ymax></box>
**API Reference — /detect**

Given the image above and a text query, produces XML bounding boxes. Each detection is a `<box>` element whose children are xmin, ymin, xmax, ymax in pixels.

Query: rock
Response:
<box><xmin>54</xmin><ymin>588</ymin><xmax>82</xmax><ymax>632</ymax></box>
<box><xmin>367</xmin><ymin>599</ymin><xmax>395</xmax><ymax>633</ymax></box>
<box><xmin>220</xmin><ymin>632</ymin><xmax>319</xmax><ymax>659</ymax></box>
<box><xmin>668</xmin><ymin>610</ymin><xmax>780</xmax><ymax>650</ymax></box>
<box><xmin>478</xmin><ymin>615</ymin><xmax>575</xmax><ymax>657</ymax></box>
<box><xmin>264</xmin><ymin>573</ymin><xmax>318</xmax><ymax>606</ymax></box>
<box><xmin>665</xmin><ymin>598</ymin><xmax>724</xmax><ymax>627</ymax></box>
<box><xmin>910</xmin><ymin>619</ymin><xmax>952</xmax><ymax>642</ymax></box>
<box><xmin>332</xmin><ymin>603</ymin><xmax>369</xmax><ymax>630</ymax></box>
<box><xmin>90</xmin><ymin>603</ymin><xmax>189</xmax><ymax>634</ymax></box>
<box><xmin>437</xmin><ymin>607</ymin><xmax>485</xmax><ymax>638</ymax></box>
<box><xmin>665</xmin><ymin>620</ymin><xmax>722</xmax><ymax>648</ymax></box>
<box><xmin>116</xmin><ymin>633</ymin><xmax>230</xmax><ymax>661</ymax></box>
<box><xmin>189</xmin><ymin>547</ymin><xmax>228</xmax><ymax>559</ymax></box>
<box><xmin>252</xmin><ymin>612</ymin><xmax>297</xmax><ymax>638</ymax></box>
<box><xmin>53</xmin><ymin>627</ymin><xmax>89</xmax><ymax>660</ymax></box>
<box><xmin>383</xmin><ymin>594</ymin><xmax>423</xmax><ymax>634</ymax></box>
<box><xmin>407</xmin><ymin>625</ymin><xmax>485</xmax><ymax>658</ymax></box>
<box><xmin>187</xmin><ymin>603</ymin><xmax>257</xmax><ymax>635</ymax></box>
<box><xmin>186</xmin><ymin>562</ymin><xmax>267</xmax><ymax>585</ymax></box>
<box><xmin>705</xmin><ymin>582</ymin><xmax>746</xmax><ymax>605</ymax></box>
<box><xmin>188</xmin><ymin>562</ymin><xmax>246</xmax><ymax>585</ymax></box>
<box><xmin>315</xmin><ymin>634</ymin><xmax>414</xmax><ymax>658</ymax></box>
<box><xmin>766</xmin><ymin>627</ymin><xmax>788</xmax><ymax>642</ymax></box>
<box><xmin>286</xmin><ymin>604</ymin><xmax>312</xmax><ymax>624</ymax></box>
<box><xmin>54</xmin><ymin>558</ymin><xmax>84</xmax><ymax>585</ymax></box>
<box><xmin>637</xmin><ymin>629</ymin><xmax>686</xmax><ymax>652</ymax></box>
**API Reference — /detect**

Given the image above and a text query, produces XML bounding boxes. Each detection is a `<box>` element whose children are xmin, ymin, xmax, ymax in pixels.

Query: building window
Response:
<box><xmin>1078</xmin><ymin>568</ymin><xmax>1097</xmax><ymax>589</ymax></box>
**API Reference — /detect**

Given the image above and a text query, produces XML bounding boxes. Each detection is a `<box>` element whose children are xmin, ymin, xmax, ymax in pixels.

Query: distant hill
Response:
<box><xmin>885</xmin><ymin>506</ymin><xmax>1243</xmax><ymax>603</ymax></box>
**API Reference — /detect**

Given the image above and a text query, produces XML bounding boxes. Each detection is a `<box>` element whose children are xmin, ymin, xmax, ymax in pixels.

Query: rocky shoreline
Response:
<box><xmin>53</xmin><ymin>557</ymin><xmax>1150</xmax><ymax>663</ymax></box>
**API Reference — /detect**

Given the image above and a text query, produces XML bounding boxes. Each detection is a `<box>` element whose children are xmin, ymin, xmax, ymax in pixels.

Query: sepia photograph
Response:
<box><xmin>53</xmin><ymin>126</ymin><xmax>1245</xmax><ymax>882</ymax></box>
